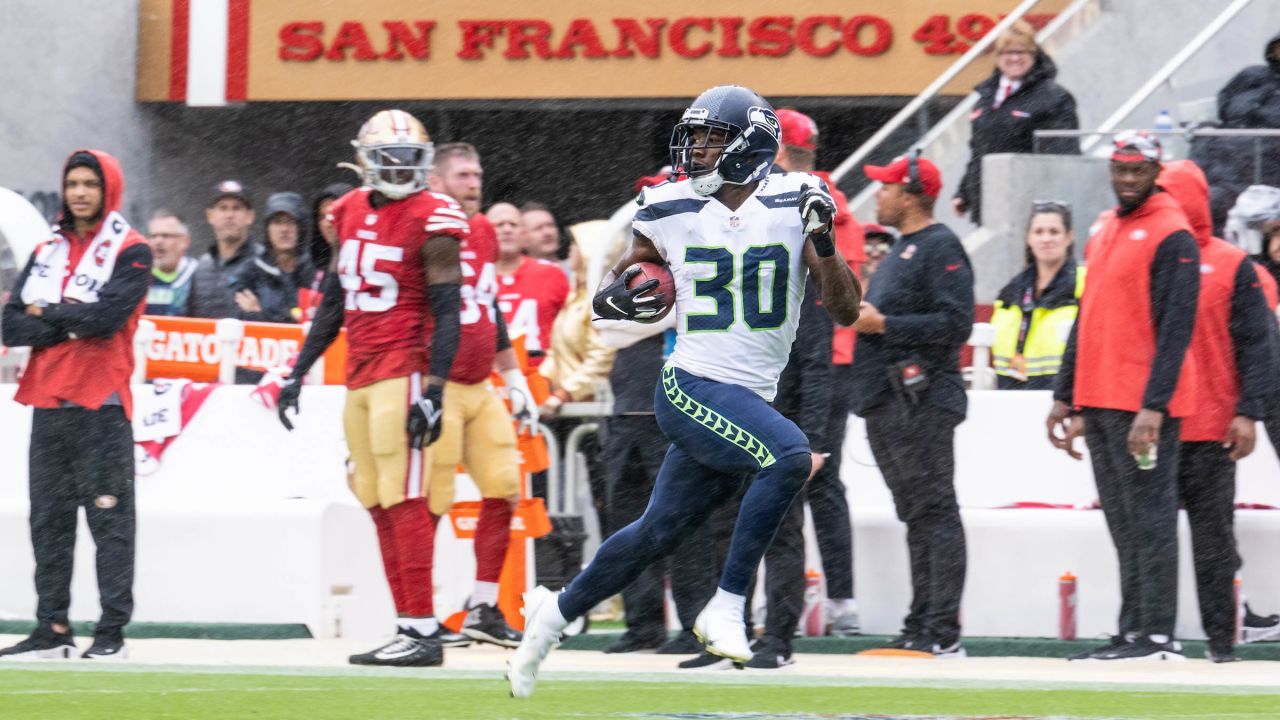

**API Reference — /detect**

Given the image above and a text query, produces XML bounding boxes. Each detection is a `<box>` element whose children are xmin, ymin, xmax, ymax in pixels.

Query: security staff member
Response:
<box><xmin>1049</xmin><ymin>132</ymin><xmax>1201</xmax><ymax>662</ymax></box>
<box><xmin>0</xmin><ymin>149</ymin><xmax>152</xmax><ymax>661</ymax></box>
<box><xmin>1161</xmin><ymin>160</ymin><xmax>1277</xmax><ymax>662</ymax></box>
<box><xmin>850</xmin><ymin>153</ymin><xmax>975</xmax><ymax>657</ymax></box>
<box><xmin>991</xmin><ymin>201</ymin><xmax>1085</xmax><ymax>389</ymax></box>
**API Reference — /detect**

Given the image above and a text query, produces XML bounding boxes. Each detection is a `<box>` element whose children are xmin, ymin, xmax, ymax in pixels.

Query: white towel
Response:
<box><xmin>21</xmin><ymin>211</ymin><xmax>131</xmax><ymax>305</ymax></box>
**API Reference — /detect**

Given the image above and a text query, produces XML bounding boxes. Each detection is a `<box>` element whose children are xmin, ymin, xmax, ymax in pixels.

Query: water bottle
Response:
<box><xmin>1154</xmin><ymin>109</ymin><xmax>1174</xmax><ymax>132</ymax></box>
<box><xmin>1058</xmin><ymin>571</ymin><xmax>1078</xmax><ymax>641</ymax></box>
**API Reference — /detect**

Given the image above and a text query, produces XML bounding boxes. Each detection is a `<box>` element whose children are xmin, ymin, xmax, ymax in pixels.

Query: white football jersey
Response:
<box><xmin>632</xmin><ymin>172</ymin><xmax>820</xmax><ymax>401</ymax></box>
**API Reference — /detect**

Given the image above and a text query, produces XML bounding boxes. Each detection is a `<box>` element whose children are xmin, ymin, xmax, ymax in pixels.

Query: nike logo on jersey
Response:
<box><xmin>131</xmin><ymin>262</ymin><xmax>147</xmax><ymax>268</ymax></box>
<box><xmin>945</xmin><ymin>263</ymin><xmax>961</xmax><ymax>272</ymax></box>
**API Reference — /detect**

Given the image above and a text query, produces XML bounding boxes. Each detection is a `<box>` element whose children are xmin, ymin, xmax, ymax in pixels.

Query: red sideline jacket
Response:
<box><xmin>1161</xmin><ymin>161</ymin><xmax>1276</xmax><ymax>441</ymax></box>
<box><xmin>1070</xmin><ymin>191</ymin><xmax>1199</xmax><ymax>417</ymax></box>
<box><xmin>3</xmin><ymin>149</ymin><xmax>151</xmax><ymax>419</ymax></box>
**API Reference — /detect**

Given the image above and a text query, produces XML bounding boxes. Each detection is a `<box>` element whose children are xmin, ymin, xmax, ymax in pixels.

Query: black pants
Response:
<box><xmin>809</xmin><ymin>363</ymin><xmax>855</xmax><ymax>600</ymax></box>
<box><xmin>1177</xmin><ymin>441</ymin><xmax>1238</xmax><ymax>650</ymax></box>
<box><xmin>29</xmin><ymin>407</ymin><xmax>135</xmax><ymax>636</ymax></box>
<box><xmin>865</xmin><ymin>395</ymin><xmax>966</xmax><ymax>643</ymax></box>
<box><xmin>601</xmin><ymin>415</ymin><xmax>716</xmax><ymax>638</ymax></box>
<box><xmin>1083</xmin><ymin>408</ymin><xmax>1182</xmax><ymax>639</ymax></box>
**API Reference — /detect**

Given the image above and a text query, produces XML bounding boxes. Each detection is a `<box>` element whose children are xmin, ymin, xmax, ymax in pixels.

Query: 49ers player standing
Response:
<box><xmin>426</xmin><ymin>144</ymin><xmax>538</xmax><ymax>647</ymax></box>
<box><xmin>277</xmin><ymin>110</ymin><xmax>465</xmax><ymax>667</ymax></box>
<box><xmin>486</xmin><ymin>201</ymin><xmax>570</xmax><ymax>369</ymax></box>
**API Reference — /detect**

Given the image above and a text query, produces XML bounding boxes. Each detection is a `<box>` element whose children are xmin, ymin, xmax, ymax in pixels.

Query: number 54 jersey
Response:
<box><xmin>632</xmin><ymin>173</ymin><xmax>818</xmax><ymax>402</ymax></box>
<box><xmin>328</xmin><ymin>187</ymin><xmax>470</xmax><ymax>390</ymax></box>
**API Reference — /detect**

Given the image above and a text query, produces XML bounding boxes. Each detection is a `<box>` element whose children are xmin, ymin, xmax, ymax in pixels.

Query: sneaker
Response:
<box><xmin>828</xmin><ymin>611</ymin><xmax>861</xmax><ymax>637</ymax></box>
<box><xmin>693</xmin><ymin>603</ymin><xmax>752</xmax><ymax>663</ymax></box>
<box><xmin>1068</xmin><ymin>634</ymin><xmax>1133</xmax><ymax>661</ymax></box>
<box><xmin>677</xmin><ymin>651</ymin><xmax>736</xmax><ymax>670</ymax></box>
<box><xmin>413</xmin><ymin>625</ymin><xmax>471</xmax><ymax>649</ymax></box>
<box><xmin>1242</xmin><ymin>606</ymin><xmax>1280</xmax><ymax>644</ymax></box>
<box><xmin>604</xmin><ymin>631</ymin><xmax>666</xmax><ymax>654</ymax></box>
<box><xmin>349</xmin><ymin>633</ymin><xmax>443</xmax><ymax>667</ymax></box>
<box><xmin>462</xmin><ymin>603</ymin><xmax>522</xmax><ymax>648</ymax></box>
<box><xmin>507</xmin><ymin>586</ymin><xmax>561</xmax><ymax>698</ymax></box>
<box><xmin>0</xmin><ymin>625</ymin><xmax>76</xmax><ymax>660</ymax></box>
<box><xmin>656</xmin><ymin>629</ymin><xmax>703</xmax><ymax>655</ymax></box>
<box><xmin>744</xmin><ymin>636</ymin><xmax>794</xmax><ymax>670</ymax></box>
<box><xmin>1091</xmin><ymin>635</ymin><xmax>1185</xmax><ymax>661</ymax></box>
<box><xmin>903</xmin><ymin>637</ymin><xmax>967</xmax><ymax>659</ymax></box>
<box><xmin>81</xmin><ymin>633</ymin><xmax>127</xmax><ymax>661</ymax></box>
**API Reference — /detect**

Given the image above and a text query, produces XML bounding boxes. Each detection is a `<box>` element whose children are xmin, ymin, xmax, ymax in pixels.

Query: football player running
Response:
<box><xmin>277</xmin><ymin>110</ymin><xmax>467</xmax><ymax>667</ymax></box>
<box><xmin>426</xmin><ymin>143</ymin><xmax>537</xmax><ymax>647</ymax></box>
<box><xmin>509</xmin><ymin>85</ymin><xmax>862</xmax><ymax>697</ymax></box>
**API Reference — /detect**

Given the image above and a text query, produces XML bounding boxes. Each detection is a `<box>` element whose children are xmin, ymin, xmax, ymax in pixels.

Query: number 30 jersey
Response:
<box><xmin>632</xmin><ymin>173</ymin><xmax>817</xmax><ymax>401</ymax></box>
<box><xmin>328</xmin><ymin>187</ymin><xmax>470</xmax><ymax>389</ymax></box>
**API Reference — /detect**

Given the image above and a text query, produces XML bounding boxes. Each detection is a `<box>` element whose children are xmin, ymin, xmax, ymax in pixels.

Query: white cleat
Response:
<box><xmin>507</xmin><ymin>586</ymin><xmax>560</xmax><ymax>699</ymax></box>
<box><xmin>693</xmin><ymin>604</ymin><xmax>752</xmax><ymax>663</ymax></box>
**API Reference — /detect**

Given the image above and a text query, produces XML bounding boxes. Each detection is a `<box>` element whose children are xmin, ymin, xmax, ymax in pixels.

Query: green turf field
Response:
<box><xmin>1</xmin><ymin>667</ymin><xmax>1277</xmax><ymax>720</ymax></box>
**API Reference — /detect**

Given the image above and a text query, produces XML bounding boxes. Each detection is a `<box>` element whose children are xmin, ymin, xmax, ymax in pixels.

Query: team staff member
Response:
<box><xmin>0</xmin><ymin>150</ymin><xmax>152</xmax><ymax>661</ymax></box>
<box><xmin>1049</xmin><ymin>132</ymin><xmax>1201</xmax><ymax>662</ymax></box>
<box><xmin>277</xmin><ymin>111</ymin><xmax>465</xmax><ymax>668</ymax></box>
<box><xmin>487</xmin><ymin>202</ymin><xmax>570</xmax><ymax>368</ymax></box>
<box><xmin>991</xmin><ymin>201</ymin><xmax>1083</xmax><ymax>389</ymax></box>
<box><xmin>774</xmin><ymin>109</ymin><xmax>862</xmax><ymax>634</ymax></box>
<box><xmin>850</xmin><ymin>153</ymin><xmax>975</xmax><ymax>658</ymax></box>
<box><xmin>427</xmin><ymin>144</ymin><xmax>536</xmax><ymax>648</ymax></box>
<box><xmin>1160</xmin><ymin>161</ymin><xmax>1277</xmax><ymax>662</ymax></box>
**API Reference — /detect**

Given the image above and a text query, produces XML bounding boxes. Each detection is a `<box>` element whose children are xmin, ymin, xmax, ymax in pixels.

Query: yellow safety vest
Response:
<box><xmin>991</xmin><ymin>265</ymin><xmax>1086</xmax><ymax>379</ymax></box>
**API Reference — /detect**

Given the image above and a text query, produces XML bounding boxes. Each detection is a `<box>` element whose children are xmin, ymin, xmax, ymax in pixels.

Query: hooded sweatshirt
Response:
<box><xmin>2</xmin><ymin>149</ymin><xmax>152</xmax><ymax>418</ymax></box>
<box><xmin>1160</xmin><ymin>161</ymin><xmax>1277</xmax><ymax>440</ymax></box>
<box><xmin>233</xmin><ymin>191</ymin><xmax>317</xmax><ymax>323</ymax></box>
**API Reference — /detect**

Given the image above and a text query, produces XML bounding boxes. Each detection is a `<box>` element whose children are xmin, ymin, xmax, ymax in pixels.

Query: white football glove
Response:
<box><xmin>501</xmin><ymin>368</ymin><xmax>540</xmax><ymax>436</ymax></box>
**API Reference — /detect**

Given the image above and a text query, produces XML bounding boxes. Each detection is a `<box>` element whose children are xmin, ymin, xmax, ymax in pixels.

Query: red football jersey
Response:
<box><xmin>451</xmin><ymin>213</ymin><xmax>500</xmax><ymax>384</ymax></box>
<box><xmin>496</xmin><ymin>256</ymin><xmax>570</xmax><ymax>367</ymax></box>
<box><xmin>328</xmin><ymin>188</ymin><xmax>469</xmax><ymax>389</ymax></box>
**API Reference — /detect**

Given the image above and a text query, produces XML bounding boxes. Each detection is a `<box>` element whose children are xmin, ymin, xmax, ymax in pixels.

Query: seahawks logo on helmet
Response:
<box><xmin>747</xmin><ymin>107</ymin><xmax>781</xmax><ymax>143</ymax></box>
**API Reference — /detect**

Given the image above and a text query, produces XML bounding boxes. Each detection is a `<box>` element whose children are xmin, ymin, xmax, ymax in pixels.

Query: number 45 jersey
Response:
<box><xmin>328</xmin><ymin>187</ymin><xmax>470</xmax><ymax>390</ymax></box>
<box><xmin>632</xmin><ymin>173</ymin><xmax>818</xmax><ymax>402</ymax></box>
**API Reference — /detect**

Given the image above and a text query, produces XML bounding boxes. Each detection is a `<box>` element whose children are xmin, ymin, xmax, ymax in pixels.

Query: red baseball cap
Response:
<box><xmin>863</xmin><ymin>155</ymin><xmax>943</xmax><ymax>198</ymax></box>
<box><xmin>775</xmin><ymin>108</ymin><xmax>819</xmax><ymax>151</ymax></box>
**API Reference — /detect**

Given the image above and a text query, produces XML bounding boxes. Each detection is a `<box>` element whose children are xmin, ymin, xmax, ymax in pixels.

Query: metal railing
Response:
<box><xmin>1035</xmin><ymin>128</ymin><xmax>1280</xmax><ymax>184</ymax></box>
<box><xmin>1078</xmin><ymin>0</ymin><xmax>1257</xmax><ymax>155</ymax></box>
<box><xmin>829</xmin><ymin>0</ymin><xmax>1098</xmax><ymax>186</ymax></box>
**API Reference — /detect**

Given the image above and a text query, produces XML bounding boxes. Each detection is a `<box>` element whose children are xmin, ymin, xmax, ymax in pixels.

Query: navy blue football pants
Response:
<box><xmin>558</xmin><ymin>366</ymin><xmax>811</xmax><ymax>621</ymax></box>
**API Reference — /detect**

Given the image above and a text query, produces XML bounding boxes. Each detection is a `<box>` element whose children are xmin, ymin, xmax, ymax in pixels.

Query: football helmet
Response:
<box><xmin>670</xmin><ymin>85</ymin><xmax>780</xmax><ymax>196</ymax></box>
<box><xmin>351</xmin><ymin>109</ymin><xmax>434</xmax><ymax>200</ymax></box>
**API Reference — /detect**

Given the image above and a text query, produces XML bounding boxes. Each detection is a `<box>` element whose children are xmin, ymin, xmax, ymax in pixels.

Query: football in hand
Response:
<box><xmin>625</xmin><ymin>261</ymin><xmax>675</xmax><ymax>323</ymax></box>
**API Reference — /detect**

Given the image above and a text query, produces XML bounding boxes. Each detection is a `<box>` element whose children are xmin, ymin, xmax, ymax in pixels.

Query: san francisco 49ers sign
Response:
<box><xmin>137</xmin><ymin>0</ymin><xmax>1066</xmax><ymax>103</ymax></box>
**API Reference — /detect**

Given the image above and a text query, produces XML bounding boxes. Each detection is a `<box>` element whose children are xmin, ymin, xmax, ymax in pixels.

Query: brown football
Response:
<box><xmin>625</xmin><ymin>261</ymin><xmax>675</xmax><ymax>323</ymax></box>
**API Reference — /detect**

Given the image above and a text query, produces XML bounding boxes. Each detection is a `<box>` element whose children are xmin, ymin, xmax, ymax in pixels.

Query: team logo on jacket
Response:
<box><xmin>93</xmin><ymin>240</ymin><xmax>112</xmax><ymax>267</ymax></box>
<box><xmin>1130</xmin><ymin>229</ymin><xmax>1147</xmax><ymax>241</ymax></box>
<box><xmin>1201</xmin><ymin>263</ymin><xmax>1214</xmax><ymax>274</ymax></box>
<box><xmin>900</xmin><ymin>243</ymin><xmax>917</xmax><ymax>260</ymax></box>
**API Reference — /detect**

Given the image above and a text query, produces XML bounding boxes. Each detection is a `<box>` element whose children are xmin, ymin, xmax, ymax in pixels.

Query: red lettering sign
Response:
<box><xmin>275</xmin><ymin>14</ymin><xmax>1048</xmax><ymax>64</ymax></box>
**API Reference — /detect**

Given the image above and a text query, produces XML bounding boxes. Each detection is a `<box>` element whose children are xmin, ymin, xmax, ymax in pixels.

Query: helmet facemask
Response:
<box><xmin>671</xmin><ymin>121</ymin><xmax>741</xmax><ymax>196</ymax></box>
<box><xmin>355</xmin><ymin>142</ymin><xmax>434</xmax><ymax>200</ymax></box>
